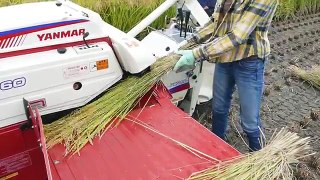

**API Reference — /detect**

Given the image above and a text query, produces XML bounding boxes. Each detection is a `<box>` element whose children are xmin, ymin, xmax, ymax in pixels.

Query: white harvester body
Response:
<box><xmin>0</xmin><ymin>0</ymin><xmax>213</xmax><ymax>128</ymax></box>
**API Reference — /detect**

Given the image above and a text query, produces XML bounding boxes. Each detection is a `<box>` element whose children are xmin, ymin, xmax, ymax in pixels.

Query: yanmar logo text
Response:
<box><xmin>37</xmin><ymin>29</ymin><xmax>85</xmax><ymax>41</ymax></box>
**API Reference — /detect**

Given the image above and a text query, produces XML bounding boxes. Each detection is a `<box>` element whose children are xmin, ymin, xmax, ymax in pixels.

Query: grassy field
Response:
<box><xmin>0</xmin><ymin>0</ymin><xmax>176</xmax><ymax>36</ymax></box>
<box><xmin>275</xmin><ymin>0</ymin><xmax>320</xmax><ymax>20</ymax></box>
<box><xmin>1</xmin><ymin>0</ymin><xmax>320</xmax><ymax>31</ymax></box>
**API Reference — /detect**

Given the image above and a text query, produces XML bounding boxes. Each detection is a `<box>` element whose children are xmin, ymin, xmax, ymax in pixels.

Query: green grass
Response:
<box><xmin>0</xmin><ymin>0</ymin><xmax>176</xmax><ymax>37</ymax></box>
<box><xmin>275</xmin><ymin>0</ymin><xmax>320</xmax><ymax>21</ymax></box>
<box><xmin>2</xmin><ymin>0</ymin><xmax>320</xmax><ymax>30</ymax></box>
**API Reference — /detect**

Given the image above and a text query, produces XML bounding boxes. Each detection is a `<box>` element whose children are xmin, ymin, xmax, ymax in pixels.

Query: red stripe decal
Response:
<box><xmin>16</xmin><ymin>36</ymin><xmax>23</xmax><ymax>46</ymax></box>
<box><xmin>9</xmin><ymin>37</ymin><xmax>16</xmax><ymax>48</ymax></box>
<box><xmin>5</xmin><ymin>38</ymin><xmax>12</xmax><ymax>48</ymax></box>
<box><xmin>20</xmin><ymin>35</ymin><xmax>27</xmax><ymax>46</ymax></box>
<box><xmin>1</xmin><ymin>39</ymin><xmax>8</xmax><ymax>49</ymax></box>
<box><xmin>169</xmin><ymin>83</ymin><xmax>190</xmax><ymax>94</ymax></box>
<box><xmin>0</xmin><ymin>37</ymin><xmax>112</xmax><ymax>59</ymax></box>
<box><xmin>13</xmin><ymin>36</ymin><xmax>20</xmax><ymax>47</ymax></box>
<box><xmin>0</xmin><ymin>20</ymin><xmax>89</xmax><ymax>41</ymax></box>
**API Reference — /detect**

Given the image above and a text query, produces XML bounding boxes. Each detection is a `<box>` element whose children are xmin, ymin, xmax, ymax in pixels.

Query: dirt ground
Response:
<box><xmin>193</xmin><ymin>12</ymin><xmax>320</xmax><ymax>179</ymax></box>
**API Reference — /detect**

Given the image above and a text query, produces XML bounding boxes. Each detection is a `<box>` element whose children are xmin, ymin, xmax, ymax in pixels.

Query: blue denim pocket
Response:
<box><xmin>236</xmin><ymin>57</ymin><xmax>265</xmax><ymax>82</ymax></box>
<box><xmin>238</xmin><ymin>59</ymin><xmax>259</xmax><ymax>71</ymax></box>
<box><xmin>239</xmin><ymin>56</ymin><xmax>265</xmax><ymax>69</ymax></box>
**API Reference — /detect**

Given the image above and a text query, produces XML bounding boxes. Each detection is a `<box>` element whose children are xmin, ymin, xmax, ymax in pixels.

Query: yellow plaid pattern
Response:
<box><xmin>192</xmin><ymin>0</ymin><xmax>279</xmax><ymax>63</ymax></box>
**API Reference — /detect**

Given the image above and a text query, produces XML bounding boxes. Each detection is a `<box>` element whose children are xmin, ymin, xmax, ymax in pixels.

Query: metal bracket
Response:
<box><xmin>20</xmin><ymin>98</ymin><xmax>32</xmax><ymax>131</ymax></box>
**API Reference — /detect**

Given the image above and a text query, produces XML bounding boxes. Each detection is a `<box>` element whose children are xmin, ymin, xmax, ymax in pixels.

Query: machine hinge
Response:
<box><xmin>20</xmin><ymin>98</ymin><xmax>33</xmax><ymax>131</ymax></box>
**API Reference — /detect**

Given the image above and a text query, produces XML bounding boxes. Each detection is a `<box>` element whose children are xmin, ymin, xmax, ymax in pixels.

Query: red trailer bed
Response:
<box><xmin>48</xmin><ymin>85</ymin><xmax>240</xmax><ymax>180</ymax></box>
<box><xmin>0</xmin><ymin>84</ymin><xmax>240</xmax><ymax>180</ymax></box>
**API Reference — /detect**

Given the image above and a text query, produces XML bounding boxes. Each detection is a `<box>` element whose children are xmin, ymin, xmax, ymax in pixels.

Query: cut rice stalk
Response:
<box><xmin>188</xmin><ymin>128</ymin><xmax>312</xmax><ymax>180</ymax></box>
<box><xmin>125</xmin><ymin>116</ymin><xmax>221</xmax><ymax>163</ymax></box>
<box><xmin>289</xmin><ymin>65</ymin><xmax>320</xmax><ymax>90</ymax></box>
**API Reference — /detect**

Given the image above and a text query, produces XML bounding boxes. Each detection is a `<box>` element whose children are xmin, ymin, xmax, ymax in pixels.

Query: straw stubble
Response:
<box><xmin>188</xmin><ymin>128</ymin><xmax>312</xmax><ymax>180</ymax></box>
<box><xmin>290</xmin><ymin>65</ymin><xmax>320</xmax><ymax>90</ymax></box>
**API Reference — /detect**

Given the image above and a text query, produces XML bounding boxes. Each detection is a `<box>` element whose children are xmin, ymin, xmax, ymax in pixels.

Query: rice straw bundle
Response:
<box><xmin>188</xmin><ymin>128</ymin><xmax>312</xmax><ymax>180</ymax></box>
<box><xmin>44</xmin><ymin>52</ymin><xmax>191</xmax><ymax>154</ymax></box>
<box><xmin>290</xmin><ymin>65</ymin><xmax>320</xmax><ymax>90</ymax></box>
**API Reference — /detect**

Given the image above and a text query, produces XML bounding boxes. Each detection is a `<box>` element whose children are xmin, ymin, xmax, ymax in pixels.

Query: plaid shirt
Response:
<box><xmin>192</xmin><ymin>0</ymin><xmax>279</xmax><ymax>63</ymax></box>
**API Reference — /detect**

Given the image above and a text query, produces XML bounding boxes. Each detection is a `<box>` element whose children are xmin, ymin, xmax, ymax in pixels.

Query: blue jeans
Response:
<box><xmin>212</xmin><ymin>56</ymin><xmax>265</xmax><ymax>151</ymax></box>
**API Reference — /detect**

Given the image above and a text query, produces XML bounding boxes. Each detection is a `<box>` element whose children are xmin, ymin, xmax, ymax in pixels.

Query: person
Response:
<box><xmin>174</xmin><ymin>0</ymin><xmax>279</xmax><ymax>151</ymax></box>
<box><xmin>198</xmin><ymin>0</ymin><xmax>217</xmax><ymax>15</ymax></box>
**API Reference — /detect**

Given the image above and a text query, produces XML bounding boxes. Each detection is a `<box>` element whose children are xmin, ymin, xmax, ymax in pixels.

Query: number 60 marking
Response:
<box><xmin>0</xmin><ymin>77</ymin><xmax>26</xmax><ymax>91</ymax></box>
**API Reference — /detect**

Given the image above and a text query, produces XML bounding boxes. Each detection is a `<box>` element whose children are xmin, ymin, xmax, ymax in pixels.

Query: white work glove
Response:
<box><xmin>173</xmin><ymin>50</ymin><xmax>196</xmax><ymax>73</ymax></box>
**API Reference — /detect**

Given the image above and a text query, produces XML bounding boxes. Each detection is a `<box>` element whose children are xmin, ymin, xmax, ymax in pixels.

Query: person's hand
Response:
<box><xmin>173</xmin><ymin>50</ymin><xmax>196</xmax><ymax>73</ymax></box>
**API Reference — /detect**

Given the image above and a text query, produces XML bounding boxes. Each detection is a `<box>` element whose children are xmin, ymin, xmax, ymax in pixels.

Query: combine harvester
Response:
<box><xmin>0</xmin><ymin>0</ymin><xmax>240</xmax><ymax>179</ymax></box>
